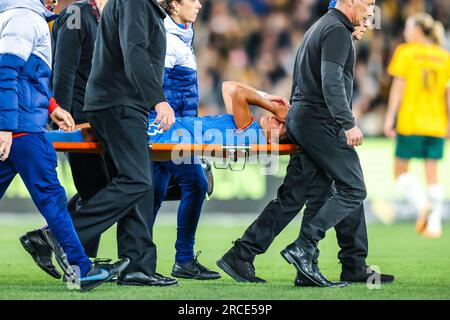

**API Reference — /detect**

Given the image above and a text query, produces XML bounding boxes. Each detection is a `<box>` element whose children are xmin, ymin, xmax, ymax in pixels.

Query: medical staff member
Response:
<box><xmin>0</xmin><ymin>0</ymin><xmax>126</xmax><ymax>291</ymax></box>
<box><xmin>19</xmin><ymin>0</ymin><xmax>113</xmax><ymax>280</ymax></box>
<box><xmin>385</xmin><ymin>13</ymin><xmax>450</xmax><ymax>238</ymax></box>
<box><xmin>156</xmin><ymin>0</ymin><xmax>220</xmax><ymax>280</ymax></box>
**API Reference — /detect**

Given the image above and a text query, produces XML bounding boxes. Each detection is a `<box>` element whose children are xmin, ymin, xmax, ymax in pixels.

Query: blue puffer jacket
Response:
<box><xmin>0</xmin><ymin>0</ymin><xmax>56</xmax><ymax>133</ymax></box>
<box><xmin>157</xmin><ymin>16</ymin><xmax>198</xmax><ymax>118</ymax></box>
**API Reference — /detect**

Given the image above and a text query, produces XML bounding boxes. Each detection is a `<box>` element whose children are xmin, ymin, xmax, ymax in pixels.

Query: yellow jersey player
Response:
<box><xmin>385</xmin><ymin>13</ymin><xmax>450</xmax><ymax>238</ymax></box>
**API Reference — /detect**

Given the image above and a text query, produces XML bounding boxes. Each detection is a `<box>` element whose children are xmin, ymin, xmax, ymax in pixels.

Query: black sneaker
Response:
<box><xmin>172</xmin><ymin>251</ymin><xmax>221</xmax><ymax>280</ymax></box>
<box><xmin>63</xmin><ymin>258</ymin><xmax>118</xmax><ymax>283</ymax></box>
<box><xmin>340</xmin><ymin>265</ymin><xmax>395</xmax><ymax>283</ymax></box>
<box><xmin>76</xmin><ymin>258</ymin><xmax>130</xmax><ymax>292</ymax></box>
<box><xmin>216</xmin><ymin>248</ymin><xmax>265</xmax><ymax>283</ymax></box>
<box><xmin>20</xmin><ymin>229</ymin><xmax>61</xmax><ymax>279</ymax></box>
<box><xmin>93</xmin><ymin>258</ymin><xmax>118</xmax><ymax>283</ymax></box>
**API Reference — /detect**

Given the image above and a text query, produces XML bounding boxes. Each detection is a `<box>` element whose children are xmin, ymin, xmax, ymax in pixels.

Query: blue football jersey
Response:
<box><xmin>148</xmin><ymin>114</ymin><xmax>266</xmax><ymax>145</ymax></box>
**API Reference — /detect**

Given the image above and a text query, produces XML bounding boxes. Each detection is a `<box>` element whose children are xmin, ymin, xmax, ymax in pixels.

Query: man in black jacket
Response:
<box><xmin>219</xmin><ymin>0</ymin><xmax>394</xmax><ymax>288</ymax></box>
<box><xmin>70</xmin><ymin>0</ymin><xmax>176</xmax><ymax>286</ymax></box>
<box><xmin>280</xmin><ymin>0</ymin><xmax>378</xmax><ymax>287</ymax></box>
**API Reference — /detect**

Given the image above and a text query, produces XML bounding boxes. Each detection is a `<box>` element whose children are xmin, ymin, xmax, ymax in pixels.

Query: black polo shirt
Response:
<box><xmin>289</xmin><ymin>8</ymin><xmax>356</xmax><ymax>130</ymax></box>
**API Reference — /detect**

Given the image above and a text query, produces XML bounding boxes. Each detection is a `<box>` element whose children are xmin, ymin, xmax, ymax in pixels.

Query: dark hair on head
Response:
<box><xmin>159</xmin><ymin>0</ymin><xmax>183</xmax><ymax>15</ymax></box>
<box><xmin>278</xmin><ymin>131</ymin><xmax>292</xmax><ymax>144</ymax></box>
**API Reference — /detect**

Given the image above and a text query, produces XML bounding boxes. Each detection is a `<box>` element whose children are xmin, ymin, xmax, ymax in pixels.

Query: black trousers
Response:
<box><xmin>66</xmin><ymin>103</ymin><xmax>111</xmax><ymax>207</ymax></box>
<box><xmin>67</xmin><ymin>153</ymin><xmax>110</xmax><ymax>203</ymax></box>
<box><xmin>288</xmin><ymin>118</ymin><xmax>367</xmax><ymax>256</ymax></box>
<box><xmin>233</xmin><ymin>150</ymin><xmax>368</xmax><ymax>268</ymax></box>
<box><xmin>71</xmin><ymin>106</ymin><xmax>156</xmax><ymax>275</ymax></box>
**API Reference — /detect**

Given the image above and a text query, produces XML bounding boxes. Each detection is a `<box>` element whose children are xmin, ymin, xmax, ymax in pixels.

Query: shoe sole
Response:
<box><xmin>116</xmin><ymin>281</ymin><xmax>179</xmax><ymax>287</ymax></box>
<box><xmin>80</xmin><ymin>260</ymin><xmax>130</xmax><ymax>292</ymax></box>
<box><xmin>171</xmin><ymin>273</ymin><xmax>221</xmax><ymax>280</ymax></box>
<box><xmin>216</xmin><ymin>259</ymin><xmax>252</xmax><ymax>283</ymax></box>
<box><xmin>19</xmin><ymin>236</ymin><xmax>61</xmax><ymax>280</ymax></box>
<box><xmin>280</xmin><ymin>250</ymin><xmax>325</xmax><ymax>287</ymax></box>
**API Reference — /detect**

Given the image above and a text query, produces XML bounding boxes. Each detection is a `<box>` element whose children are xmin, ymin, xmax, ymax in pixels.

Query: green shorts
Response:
<box><xmin>395</xmin><ymin>135</ymin><xmax>445</xmax><ymax>160</ymax></box>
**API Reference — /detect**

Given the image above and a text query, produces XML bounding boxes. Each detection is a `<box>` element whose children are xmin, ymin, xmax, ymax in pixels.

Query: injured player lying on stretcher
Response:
<box><xmin>148</xmin><ymin>81</ymin><xmax>290</xmax><ymax>145</ymax></box>
<box><xmin>46</xmin><ymin>81</ymin><xmax>291</xmax><ymax>148</ymax></box>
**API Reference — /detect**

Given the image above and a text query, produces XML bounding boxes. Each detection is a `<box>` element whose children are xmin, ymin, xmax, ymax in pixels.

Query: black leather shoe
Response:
<box><xmin>216</xmin><ymin>249</ymin><xmax>265</xmax><ymax>283</ymax></box>
<box><xmin>281</xmin><ymin>243</ymin><xmax>336</xmax><ymax>287</ymax></box>
<box><xmin>20</xmin><ymin>229</ymin><xmax>61</xmax><ymax>279</ymax></box>
<box><xmin>41</xmin><ymin>229</ymin><xmax>75</xmax><ymax>279</ymax></box>
<box><xmin>172</xmin><ymin>252</ymin><xmax>221</xmax><ymax>280</ymax></box>
<box><xmin>117</xmin><ymin>272</ymin><xmax>178</xmax><ymax>287</ymax></box>
<box><xmin>295</xmin><ymin>266</ymin><xmax>348</xmax><ymax>288</ymax></box>
<box><xmin>77</xmin><ymin>258</ymin><xmax>130</xmax><ymax>292</ymax></box>
<box><xmin>340</xmin><ymin>265</ymin><xmax>395</xmax><ymax>283</ymax></box>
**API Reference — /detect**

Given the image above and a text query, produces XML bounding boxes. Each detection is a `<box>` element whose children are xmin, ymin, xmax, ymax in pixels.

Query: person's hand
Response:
<box><xmin>50</xmin><ymin>107</ymin><xmax>75</xmax><ymax>132</ymax></box>
<box><xmin>345</xmin><ymin>125</ymin><xmax>364</xmax><ymax>147</ymax></box>
<box><xmin>266</xmin><ymin>95</ymin><xmax>290</xmax><ymax>108</ymax></box>
<box><xmin>266</xmin><ymin>95</ymin><xmax>290</xmax><ymax>122</ymax></box>
<box><xmin>0</xmin><ymin>131</ymin><xmax>13</xmax><ymax>161</ymax></box>
<box><xmin>154</xmin><ymin>102</ymin><xmax>175</xmax><ymax>131</ymax></box>
<box><xmin>383</xmin><ymin>116</ymin><xmax>396</xmax><ymax>138</ymax></box>
<box><xmin>272</xmin><ymin>102</ymin><xmax>290</xmax><ymax>123</ymax></box>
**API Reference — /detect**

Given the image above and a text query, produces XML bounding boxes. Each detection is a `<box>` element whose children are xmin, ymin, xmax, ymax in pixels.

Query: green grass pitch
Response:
<box><xmin>0</xmin><ymin>215</ymin><xmax>449</xmax><ymax>300</ymax></box>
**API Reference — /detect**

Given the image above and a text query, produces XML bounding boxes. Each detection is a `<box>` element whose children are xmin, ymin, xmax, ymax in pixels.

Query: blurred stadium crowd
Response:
<box><xmin>52</xmin><ymin>0</ymin><xmax>449</xmax><ymax>136</ymax></box>
<box><xmin>191</xmin><ymin>0</ymin><xmax>449</xmax><ymax>136</ymax></box>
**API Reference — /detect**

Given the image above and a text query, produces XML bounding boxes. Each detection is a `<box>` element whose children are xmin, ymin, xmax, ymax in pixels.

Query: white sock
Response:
<box><xmin>396</xmin><ymin>173</ymin><xmax>429</xmax><ymax>212</ymax></box>
<box><xmin>427</xmin><ymin>184</ymin><xmax>444</xmax><ymax>233</ymax></box>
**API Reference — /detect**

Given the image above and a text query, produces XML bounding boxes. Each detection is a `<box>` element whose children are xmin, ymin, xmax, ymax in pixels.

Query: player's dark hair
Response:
<box><xmin>278</xmin><ymin>131</ymin><xmax>292</xmax><ymax>144</ymax></box>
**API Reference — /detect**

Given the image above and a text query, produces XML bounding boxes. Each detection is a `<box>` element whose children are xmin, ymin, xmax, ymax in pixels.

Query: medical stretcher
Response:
<box><xmin>47</xmin><ymin>124</ymin><xmax>299</xmax><ymax>171</ymax></box>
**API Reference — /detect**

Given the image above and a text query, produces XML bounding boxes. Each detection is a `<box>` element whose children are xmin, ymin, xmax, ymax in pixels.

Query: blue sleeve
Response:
<box><xmin>0</xmin><ymin>54</ymin><xmax>26</xmax><ymax>131</ymax></box>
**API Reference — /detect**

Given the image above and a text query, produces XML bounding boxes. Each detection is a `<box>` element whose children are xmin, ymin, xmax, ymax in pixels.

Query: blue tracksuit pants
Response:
<box><xmin>0</xmin><ymin>133</ymin><xmax>91</xmax><ymax>276</ymax></box>
<box><xmin>152</xmin><ymin>160</ymin><xmax>208</xmax><ymax>263</ymax></box>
